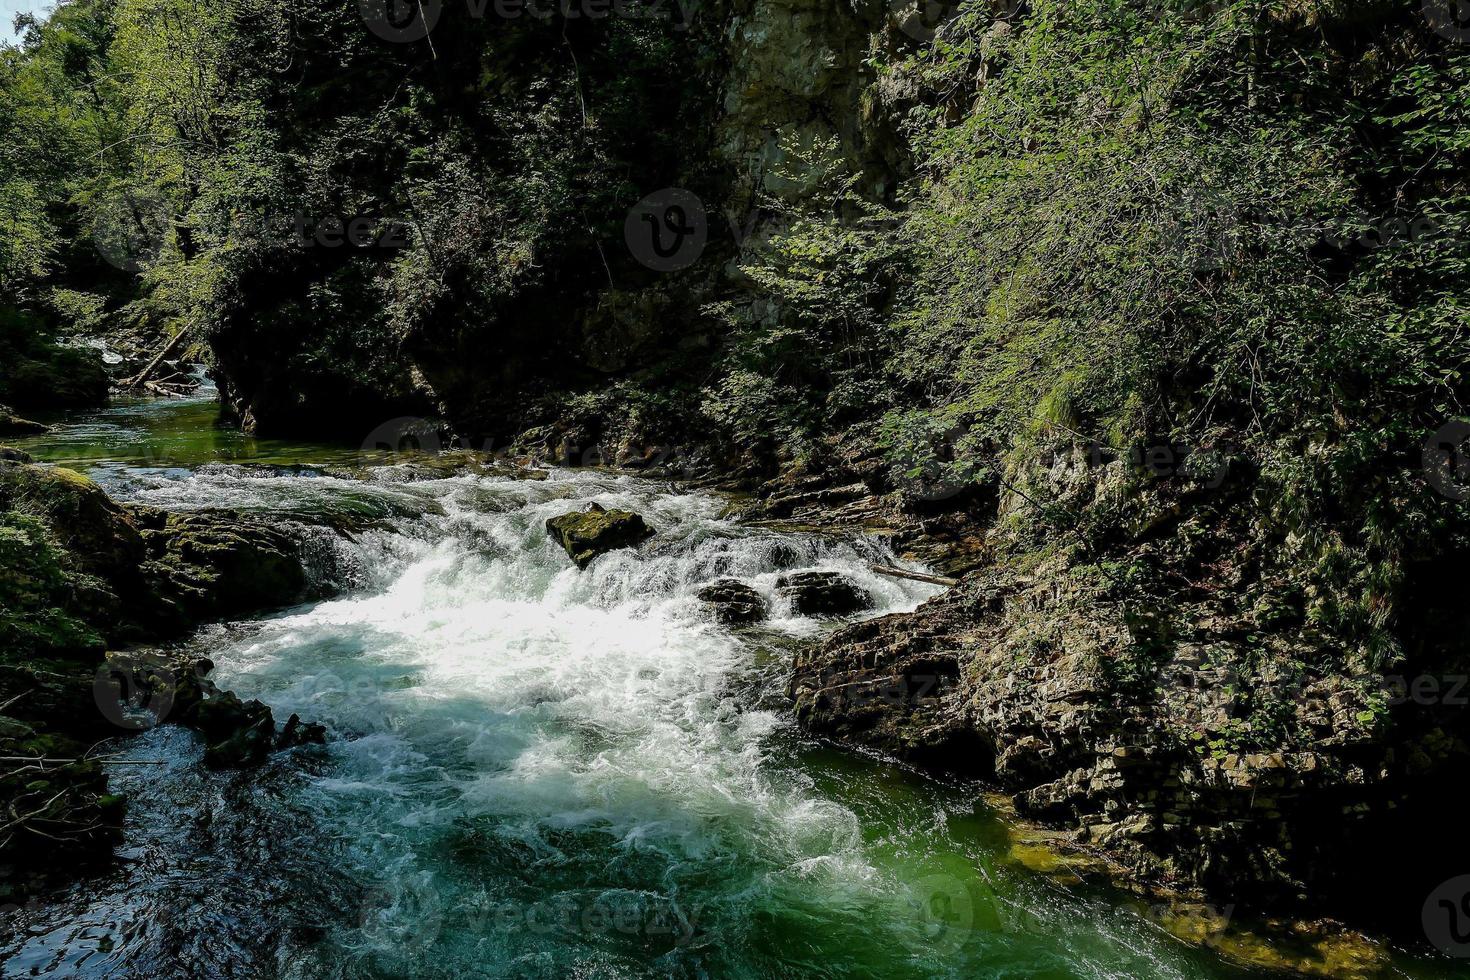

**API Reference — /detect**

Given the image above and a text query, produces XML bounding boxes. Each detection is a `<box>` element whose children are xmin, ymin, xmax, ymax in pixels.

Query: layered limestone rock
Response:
<box><xmin>776</xmin><ymin>570</ymin><xmax>870</xmax><ymax>616</ymax></box>
<box><xmin>697</xmin><ymin>579</ymin><xmax>768</xmax><ymax>625</ymax></box>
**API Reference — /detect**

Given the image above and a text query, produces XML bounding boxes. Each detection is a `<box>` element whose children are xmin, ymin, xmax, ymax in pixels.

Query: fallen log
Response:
<box><xmin>123</xmin><ymin>328</ymin><xmax>191</xmax><ymax>388</ymax></box>
<box><xmin>868</xmin><ymin>564</ymin><xmax>959</xmax><ymax>588</ymax></box>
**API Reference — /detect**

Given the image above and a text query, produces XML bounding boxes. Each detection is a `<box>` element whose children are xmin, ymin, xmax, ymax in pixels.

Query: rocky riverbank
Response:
<box><xmin>0</xmin><ymin>455</ymin><xmax>339</xmax><ymax>901</ymax></box>
<box><xmin>784</xmin><ymin>440</ymin><xmax>1470</xmax><ymax>951</ymax></box>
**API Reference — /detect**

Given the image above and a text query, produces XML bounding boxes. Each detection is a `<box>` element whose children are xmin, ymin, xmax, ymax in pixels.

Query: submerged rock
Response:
<box><xmin>545</xmin><ymin>502</ymin><xmax>655</xmax><ymax>568</ymax></box>
<box><xmin>697</xmin><ymin>579</ymin><xmax>767</xmax><ymax>625</ymax></box>
<box><xmin>776</xmin><ymin>571</ymin><xmax>870</xmax><ymax>617</ymax></box>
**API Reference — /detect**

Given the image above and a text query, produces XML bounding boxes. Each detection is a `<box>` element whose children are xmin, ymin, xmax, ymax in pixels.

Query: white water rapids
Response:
<box><xmin>1</xmin><ymin>461</ymin><xmax>1252</xmax><ymax>979</ymax></box>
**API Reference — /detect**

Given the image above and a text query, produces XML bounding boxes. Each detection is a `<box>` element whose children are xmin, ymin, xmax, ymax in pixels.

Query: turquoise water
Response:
<box><xmin>0</xmin><ymin>393</ymin><xmax>1452</xmax><ymax>978</ymax></box>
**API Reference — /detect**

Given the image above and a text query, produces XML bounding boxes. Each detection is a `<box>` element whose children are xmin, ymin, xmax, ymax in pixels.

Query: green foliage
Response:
<box><xmin>705</xmin><ymin>136</ymin><xmax>909</xmax><ymax>462</ymax></box>
<box><xmin>0</xmin><ymin>512</ymin><xmax>103</xmax><ymax>662</ymax></box>
<box><xmin>734</xmin><ymin>0</ymin><xmax>1470</xmax><ymax>663</ymax></box>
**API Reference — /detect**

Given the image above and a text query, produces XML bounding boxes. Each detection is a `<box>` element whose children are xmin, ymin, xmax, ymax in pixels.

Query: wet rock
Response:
<box><xmin>129</xmin><ymin>507</ymin><xmax>309</xmax><ymax>621</ymax></box>
<box><xmin>696</xmin><ymin>579</ymin><xmax>767</xmax><ymax>625</ymax></box>
<box><xmin>789</xmin><ymin>536</ymin><xmax>1470</xmax><ymax>920</ymax></box>
<box><xmin>777</xmin><ymin>571</ymin><xmax>869</xmax><ymax>617</ymax></box>
<box><xmin>0</xmin><ymin>446</ymin><xmax>33</xmax><ymax>463</ymax></box>
<box><xmin>277</xmin><ymin>713</ymin><xmax>328</xmax><ymax>749</ymax></box>
<box><xmin>190</xmin><ymin>692</ymin><xmax>277</xmax><ymax>769</ymax></box>
<box><xmin>0</xmin><ymin>408</ymin><xmax>47</xmax><ymax>438</ymax></box>
<box><xmin>94</xmin><ymin>652</ymin><xmax>215</xmax><ymax>730</ymax></box>
<box><xmin>790</xmin><ymin>587</ymin><xmax>982</xmax><ymax>768</ymax></box>
<box><xmin>545</xmin><ymin>502</ymin><xmax>655</xmax><ymax>568</ymax></box>
<box><xmin>0</xmin><ymin>463</ymin><xmax>146</xmax><ymax>582</ymax></box>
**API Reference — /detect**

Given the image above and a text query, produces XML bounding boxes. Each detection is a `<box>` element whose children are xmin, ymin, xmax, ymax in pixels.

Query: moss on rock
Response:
<box><xmin>545</xmin><ymin>503</ymin><xmax>655</xmax><ymax>569</ymax></box>
<box><xmin>130</xmin><ymin>507</ymin><xmax>309</xmax><ymax>622</ymax></box>
<box><xmin>0</xmin><ymin>408</ymin><xmax>48</xmax><ymax>438</ymax></box>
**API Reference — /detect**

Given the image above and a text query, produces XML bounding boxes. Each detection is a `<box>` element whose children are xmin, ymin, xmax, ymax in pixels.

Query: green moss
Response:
<box><xmin>0</xmin><ymin>512</ymin><xmax>104</xmax><ymax>662</ymax></box>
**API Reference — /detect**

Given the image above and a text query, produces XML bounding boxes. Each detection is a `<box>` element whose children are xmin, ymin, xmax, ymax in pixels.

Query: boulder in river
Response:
<box><xmin>277</xmin><ymin>713</ymin><xmax>328</xmax><ymax>749</ymax></box>
<box><xmin>0</xmin><ymin>407</ymin><xmax>48</xmax><ymax>438</ymax></box>
<box><xmin>0</xmin><ymin>462</ymin><xmax>146</xmax><ymax>583</ymax></box>
<box><xmin>777</xmin><ymin>571</ymin><xmax>870</xmax><ymax>617</ymax></box>
<box><xmin>190</xmin><ymin>691</ymin><xmax>277</xmax><ymax>769</ymax></box>
<box><xmin>545</xmin><ymin>502</ymin><xmax>655</xmax><ymax>568</ymax></box>
<box><xmin>129</xmin><ymin>507</ymin><xmax>310</xmax><ymax>623</ymax></box>
<box><xmin>697</xmin><ymin>579</ymin><xmax>767</xmax><ymax>625</ymax></box>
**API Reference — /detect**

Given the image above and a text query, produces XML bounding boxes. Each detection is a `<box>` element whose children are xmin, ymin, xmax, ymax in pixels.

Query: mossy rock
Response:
<box><xmin>0</xmin><ymin>408</ymin><xmax>48</xmax><ymax>438</ymax></box>
<box><xmin>0</xmin><ymin>512</ymin><xmax>107</xmax><ymax>663</ymax></box>
<box><xmin>0</xmin><ymin>463</ymin><xmax>145</xmax><ymax>582</ymax></box>
<box><xmin>545</xmin><ymin>503</ymin><xmax>655</xmax><ymax>569</ymax></box>
<box><xmin>132</xmin><ymin>508</ymin><xmax>309</xmax><ymax>621</ymax></box>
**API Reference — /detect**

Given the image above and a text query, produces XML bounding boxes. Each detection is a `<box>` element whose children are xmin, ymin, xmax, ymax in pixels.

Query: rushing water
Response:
<box><xmin>0</xmin><ymin>391</ymin><xmax>1451</xmax><ymax>978</ymax></box>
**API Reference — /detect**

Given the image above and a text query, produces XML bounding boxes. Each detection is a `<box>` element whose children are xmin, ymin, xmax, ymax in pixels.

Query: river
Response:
<box><xmin>0</xmin><ymin>389</ymin><xmax>1445</xmax><ymax>978</ymax></box>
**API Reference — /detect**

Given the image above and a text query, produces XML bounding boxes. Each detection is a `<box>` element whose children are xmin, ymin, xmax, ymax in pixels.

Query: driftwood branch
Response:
<box><xmin>868</xmin><ymin>564</ymin><xmax>959</xmax><ymax>588</ymax></box>
<box><xmin>124</xmin><ymin>328</ymin><xmax>191</xmax><ymax>388</ymax></box>
<box><xmin>0</xmin><ymin>757</ymin><xmax>164</xmax><ymax>765</ymax></box>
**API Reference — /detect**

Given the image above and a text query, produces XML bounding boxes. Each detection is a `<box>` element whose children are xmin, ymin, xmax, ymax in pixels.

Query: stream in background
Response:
<box><xmin>0</xmin><ymin>389</ymin><xmax>1451</xmax><ymax>978</ymax></box>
